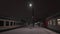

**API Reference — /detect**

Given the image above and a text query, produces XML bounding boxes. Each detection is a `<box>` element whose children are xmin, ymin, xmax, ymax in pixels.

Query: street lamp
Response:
<box><xmin>29</xmin><ymin>3</ymin><xmax>32</xmax><ymax>7</ymax></box>
<box><xmin>29</xmin><ymin>3</ymin><xmax>33</xmax><ymax>18</ymax></box>
<box><xmin>29</xmin><ymin>3</ymin><xmax>35</xmax><ymax>27</ymax></box>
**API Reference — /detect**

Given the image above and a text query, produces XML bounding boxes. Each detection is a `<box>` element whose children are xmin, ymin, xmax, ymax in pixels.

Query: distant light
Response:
<box><xmin>29</xmin><ymin>3</ymin><xmax>32</xmax><ymax>7</ymax></box>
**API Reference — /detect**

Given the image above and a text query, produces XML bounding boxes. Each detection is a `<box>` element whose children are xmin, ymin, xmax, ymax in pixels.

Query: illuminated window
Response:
<box><xmin>49</xmin><ymin>20</ymin><xmax>52</xmax><ymax>25</ymax></box>
<box><xmin>57</xmin><ymin>19</ymin><xmax>60</xmax><ymax>25</ymax></box>
<box><xmin>48</xmin><ymin>21</ymin><xmax>50</xmax><ymax>25</ymax></box>
<box><xmin>53</xmin><ymin>20</ymin><xmax>56</xmax><ymax>25</ymax></box>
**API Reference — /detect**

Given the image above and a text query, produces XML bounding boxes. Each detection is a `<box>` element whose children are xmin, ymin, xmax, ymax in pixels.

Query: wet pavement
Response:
<box><xmin>0</xmin><ymin>27</ymin><xmax>58</xmax><ymax>34</ymax></box>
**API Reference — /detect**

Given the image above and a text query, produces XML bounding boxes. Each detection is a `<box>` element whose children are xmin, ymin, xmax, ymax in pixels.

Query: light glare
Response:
<box><xmin>29</xmin><ymin>3</ymin><xmax>32</xmax><ymax>7</ymax></box>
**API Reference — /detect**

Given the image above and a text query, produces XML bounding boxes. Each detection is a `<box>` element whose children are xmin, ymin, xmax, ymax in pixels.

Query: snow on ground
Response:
<box><xmin>0</xmin><ymin>27</ymin><xmax>58</xmax><ymax>34</ymax></box>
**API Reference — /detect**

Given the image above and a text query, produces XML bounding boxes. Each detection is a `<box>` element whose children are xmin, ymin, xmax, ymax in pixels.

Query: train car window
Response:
<box><xmin>10</xmin><ymin>22</ymin><xmax>13</xmax><ymax>26</ymax></box>
<box><xmin>53</xmin><ymin>20</ymin><xmax>56</xmax><ymax>26</ymax></box>
<box><xmin>49</xmin><ymin>20</ymin><xmax>52</xmax><ymax>25</ymax></box>
<box><xmin>6</xmin><ymin>21</ymin><xmax>9</xmax><ymax>26</ymax></box>
<box><xmin>57</xmin><ymin>19</ymin><xmax>60</xmax><ymax>25</ymax></box>
<box><xmin>0</xmin><ymin>21</ymin><xmax>4</xmax><ymax>26</ymax></box>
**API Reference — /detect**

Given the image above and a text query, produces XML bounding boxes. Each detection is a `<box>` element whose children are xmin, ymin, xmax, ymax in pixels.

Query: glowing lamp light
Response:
<box><xmin>29</xmin><ymin>3</ymin><xmax>32</xmax><ymax>7</ymax></box>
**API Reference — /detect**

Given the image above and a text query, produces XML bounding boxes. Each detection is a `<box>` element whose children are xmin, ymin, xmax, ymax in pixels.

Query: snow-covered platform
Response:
<box><xmin>0</xmin><ymin>27</ymin><xmax>58</xmax><ymax>34</ymax></box>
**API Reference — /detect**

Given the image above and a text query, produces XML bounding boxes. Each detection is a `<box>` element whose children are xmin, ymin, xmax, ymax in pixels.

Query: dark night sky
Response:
<box><xmin>0</xmin><ymin>0</ymin><xmax>60</xmax><ymax>20</ymax></box>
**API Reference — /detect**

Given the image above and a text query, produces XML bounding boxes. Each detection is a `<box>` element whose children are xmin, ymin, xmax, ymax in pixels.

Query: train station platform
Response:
<box><xmin>0</xmin><ymin>27</ymin><xmax>58</xmax><ymax>34</ymax></box>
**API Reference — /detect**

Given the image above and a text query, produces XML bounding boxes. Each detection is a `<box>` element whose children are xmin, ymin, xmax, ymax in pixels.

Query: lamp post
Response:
<box><xmin>29</xmin><ymin>3</ymin><xmax>35</xmax><ymax>27</ymax></box>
